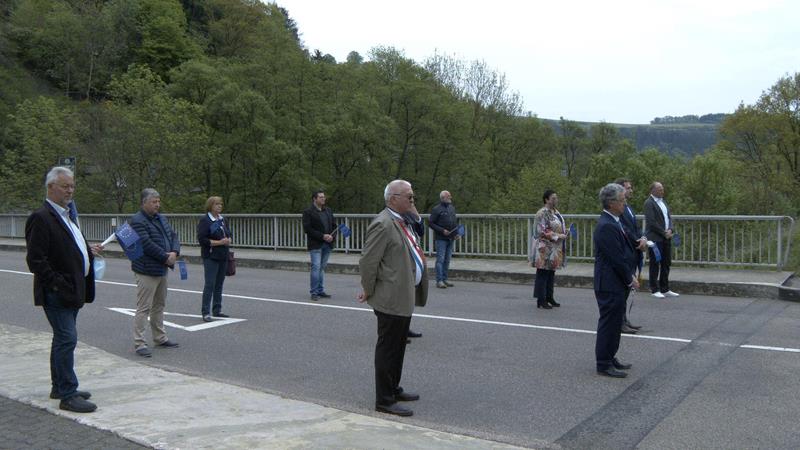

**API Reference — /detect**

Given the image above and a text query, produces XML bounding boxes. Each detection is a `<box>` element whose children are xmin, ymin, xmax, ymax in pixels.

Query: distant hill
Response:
<box><xmin>542</xmin><ymin>116</ymin><xmax>726</xmax><ymax>156</ymax></box>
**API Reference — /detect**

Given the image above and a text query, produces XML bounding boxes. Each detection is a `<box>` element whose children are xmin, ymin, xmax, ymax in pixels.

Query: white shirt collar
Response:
<box><xmin>602</xmin><ymin>210</ymin><xmax>621</xmax><ymax>222</ymax></box>
<box><xmin>46</xmin><ymin>199</ymin><xmax>69</xmax><ymax>217</ymax></box>
<box><xmin>207</xmin><ymin>212</ymin><xmax>223</xmax><ymax>221</ymax></box>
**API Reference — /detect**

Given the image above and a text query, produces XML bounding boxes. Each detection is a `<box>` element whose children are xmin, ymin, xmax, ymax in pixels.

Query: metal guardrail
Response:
<box><xmin>0</xmin><ymin>213</ymin><xmax>795</xmax><ymax>269</ymax></box>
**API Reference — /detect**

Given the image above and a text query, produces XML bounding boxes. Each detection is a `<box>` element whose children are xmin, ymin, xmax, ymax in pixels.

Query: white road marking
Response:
<box><xmin>107</xmin><ymin>307</ymin><xmax>246</xmax><ymax>331</ymax></box>
<box><xmin>1</xmin><ymin>269</ymin><xmax>796</xmax><ymax>354</ymax></box>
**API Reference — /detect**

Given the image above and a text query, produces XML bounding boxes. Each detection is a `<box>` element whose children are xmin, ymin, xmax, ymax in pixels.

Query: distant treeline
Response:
<box><xmin>650</xmin><ymin>113</ymin><xmax>729</xmax><ymax>125</ymax></box>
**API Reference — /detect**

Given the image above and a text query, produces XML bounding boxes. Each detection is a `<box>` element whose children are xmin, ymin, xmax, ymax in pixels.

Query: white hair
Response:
<box><xmin>599</xmin><ymin>183</ymin><xmax>625</xmax><ymax>209</ymax></box>
<box><xmin>140</xmin><ymin>188</ymin><xmax>160</xmax><ymax>204</ymax></box>
<box><xmin>44</xmin><ymin>166</ymin><xmax>74</xmax><ymax>189</ymax></box>
<box><xmin>384</xmin><ymin>180</ymin><xmax>411</xmax><ymax>204</ymax></box>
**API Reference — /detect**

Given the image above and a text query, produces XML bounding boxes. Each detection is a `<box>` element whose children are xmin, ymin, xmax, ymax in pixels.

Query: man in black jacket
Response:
<box><xmin>643</xmin><ymin>182</ymin><xmax>679</xmax><ymax>298</ymax></box>
<box><xmin>302</xmin><ymin>191</ymin><xmax>336</xmax><ymax>301</ymax></box>
<box><xmin>428</xmin><ymin>191</ymin><xmax>459</xmax><ymax>289</ymax></box>
<box><xmin>615</xmin><ymin>178</ymin><xmax>646</xmax><ymax>334</ymax></box>
<box><xmin>26</xmin><ymin>167</ymin><xmax>103</xmax><ymax>413</ymax></box>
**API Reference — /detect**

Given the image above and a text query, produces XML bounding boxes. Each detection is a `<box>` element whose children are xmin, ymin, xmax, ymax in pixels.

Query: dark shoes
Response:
<box><xmin>136</xmin><ymin>347</ymin><xmax>152</xmax><ymax>357</ymax></box>
<box><xmin>50</xmin><ymin>389</ymin><xmax>91</xmax><ymax>400</ymax></box>
<box><xmin>407</xmin><ymin>330</ymin><xmax>422</xmax><ymax>338</ymax></box>
<box><xmin>202</xmin><ymin>315</ymin><xmax>213</xmax><ymax>322</ymax></box>
<box><xmin>443</xmin><ymin>281</ymin><xmax>454</xmax><ymax>287</ymax></box>
<box><xmin>626</xmin><ymin>322</ymin><xmax>642</xmax><ymax>330</ymax></box>
<box><xmin>395</xmin><ymin>391</ymin><xmax>420</xmax><ymax>402</ymax></box>
<box><xmin>547</xmin><ymin>298</ymin><xmax>561</xmax><ymax>307</ymax></box>
<box><xmin>60</xmin><ymin>395</ymin><xmax>97</xmax><ymax>413</ymax></box>
<box><xmin>621</xmin><ymin>324</ymin><xmax>638</xmax><ymax>334</ymax></box>
<box><xmin>310</xmin><ymin>295</ymin><xmax>320</xmax><ymax>301</ymax></box>
<box><xmin>157</xmin><ymin>340</ymin><xmax>180</xmax><ymax>348</ymax></box>
<box><xmin>318</xmin><ymin>293</ymin><xmax>331</xmax><ymax>298</ymax></box>
<box><xmin>537</xmin><ymin>301</ymin><xmax>553</xmax><ymax>309</ymax></box>
<box><xmin>213</xmin><ymin>312</ymin><xmax>230</xmax><ymax>318</ymax></box>
<box><xmin>613</xmin><ymin>358</ymin><xmax>632</xmax><ymax>370</ymax></box>
<box><xmin>597</xmin><ymin>367</ymin><xmax>628</xmax><ymax>378</ymax></box>
<box><xmin>375</xmin><ymin>403</ymin><xmax>413</xmax><ymax>416</ymax></box>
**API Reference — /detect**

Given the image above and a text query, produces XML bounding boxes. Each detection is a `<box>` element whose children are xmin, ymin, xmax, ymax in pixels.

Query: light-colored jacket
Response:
<box><xmin>359</xmin><ymin>209</ymin><xmax>429</xmax><ymax>317</ymax></box>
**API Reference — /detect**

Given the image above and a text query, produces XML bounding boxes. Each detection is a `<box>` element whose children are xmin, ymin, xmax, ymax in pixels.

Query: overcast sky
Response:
<box><xmin>272</xmin><ymin>0</ymin><xmax>799</xmax><ymax>124</ymax></box>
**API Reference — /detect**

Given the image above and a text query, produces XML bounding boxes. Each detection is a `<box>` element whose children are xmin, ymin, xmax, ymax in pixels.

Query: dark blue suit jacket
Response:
<box><xmin>129</xmin><ymin>210</ymin><xmax>181</xmax><ymax>276</ymax></box>
<box><xmin>593</xmin><ymin>211</ymin><xmax>636</xmax><ymax>293</ymax></box>
<box><xmin>620</xmin><ymin>204</ymin><xmax>644</xmax><ymax>270</ymax></box>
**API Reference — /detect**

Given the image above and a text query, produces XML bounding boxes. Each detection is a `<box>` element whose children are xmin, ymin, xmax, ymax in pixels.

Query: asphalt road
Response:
<box><xmin>2</xmin><ymin>250</ymin><xmax>799</xmax><ymax>449</ymax></box>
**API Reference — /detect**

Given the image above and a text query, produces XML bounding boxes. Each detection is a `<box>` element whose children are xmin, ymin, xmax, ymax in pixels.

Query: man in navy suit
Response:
<box><xmin>593</xmin><ymin>183</ymin><xmax>639</xmax><ymax>378</ymax></box>
<box><xmin>615</xmin><ymin>178</ymin><xmax>647</xmax><ymax>334</ymax></box>
<box><xmin>26</xmin><ymin>167</ymin><xmax>103</xmax><ymax>412</ymax></box>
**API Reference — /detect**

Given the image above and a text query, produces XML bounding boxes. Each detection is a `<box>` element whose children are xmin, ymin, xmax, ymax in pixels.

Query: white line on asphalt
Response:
<box><xmin>107</xmin><ymin>307</ymin><xmax>247</xmax><ymax>331</ymax></box>
<box><xmin>0</xmin><ymin>269</ymin><xmax>795</xmax><ymax>353</ymax></box>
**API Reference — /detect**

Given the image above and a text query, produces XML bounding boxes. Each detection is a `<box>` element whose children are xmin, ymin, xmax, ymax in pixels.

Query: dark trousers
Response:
<box><xmin>595</xmin><ymin>289</ymin><xmax>627</xmax><ymax>370</ymax></box>
<box><xmin>43</xmin><ymin>292</ymin><xmax>80</xmax><ymax>399</ymax></box>
<box><xmin>374</xmin><ymin>310</ymin><xmax>411</xmax><ymax>406</ymax></box>
<box><xmin>534</xmin><ymin>269</ymin><xmax>555</xmax><ymax>302</ymax></box>
<box><xmin>648</xmin><ymin>240</ymin><xmax>671</xmax><ymax>293</ymax></box>
<box><xmin>201</xmin><ymin>257</ymin><xmax>228</xmax><ymax>316</ymax></box>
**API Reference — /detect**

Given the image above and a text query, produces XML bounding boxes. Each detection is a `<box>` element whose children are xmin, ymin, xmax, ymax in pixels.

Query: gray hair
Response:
<box><xmin>599</xmin><ymin>183</ymin><xmax>625</xmax><ymax>209</ymax></box>
<box><xmin>439</xmin><ymin>190</ymin><xmax>449</xmax><ymax>201</ymax></box>
<box><xmin>44</xmin><ymin>166</ymin><xmax>74</xmax><ymax>189</ymax></box>
<box><xmin>384</xmin><ymin>180</ymin><xmax>411</xmax><ymax>204</ymax></box>
<box><xmin>141</xmin><ymin>188</ymin><xmax>160</xmax><ymax>204</ymax></box>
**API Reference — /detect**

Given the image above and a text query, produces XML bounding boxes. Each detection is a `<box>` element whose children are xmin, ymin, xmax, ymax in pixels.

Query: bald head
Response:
<box><xmin>650</xmin><ymin>182</ymin><xmax>664</xmax><ymax>198</ymax></box>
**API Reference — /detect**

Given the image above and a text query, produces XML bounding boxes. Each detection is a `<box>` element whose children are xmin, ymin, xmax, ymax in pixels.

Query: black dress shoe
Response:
<box><xmin>395</xmin><ymin>391</ymin><xmax>420</xmax><ymax>402</ymax></box>
<box><xmin>613</xmin><ymin>359</ymin><xmax>632</xmax><ymax>370</ymax></box>
<box><xmin>547</xmin><ymin>298</ymin><xmax>561</xmax><ymax>307</ymax></box>
<box><xmin>156</xmin><ymin>340</ymin><xmax>180</xmax><ymax>348</ymax></box>
<box><xmin>202</xmin><ymin>315</ymin><xmax>213</xmax><ymax>322</ymax></box>
<box><xmin>60</xmin><ymin>395</ymin><xmax>97</xmax><ymax>413</ymax></box>
<box><xmin>537</xmin><ymin>302</ymin><xmax>553</xmax><ymax>309</ymax></box>
<box><xmin>627</xmin><ymin>322</ymin><xmax>642</xmax><ymax>330</ymax></box>
<box><xmin>407</xmin><ymin>330</ymin><xmax>422</xmax><ymax>338</ymax></box>
<box><xmin>213</xmin><ymin>313</ymin><xmax>230</xmax><ymax>318</ymax></box>
<box><xmin>50</xmin><ymin>389</ymin><xmax>91</xmax><ymax>400</ymax></box>
<box><xmin>375</xmin><ymin>403</ymin><xmax>413</xmax><ymax>416</ymax></box>
<box><xmin>318</xmin><ymin>293</ymin><xmax>331</xmax><ymax>298</ymax></box>
<box><xmin>621</xmin><ymin>324</ymin><xmax>638</xmax><ymax>334</ymax></box>
<box><xmin>597</xmin><ymin>367</ymin><xmax>628</xmax><ymax>378</ymax></box>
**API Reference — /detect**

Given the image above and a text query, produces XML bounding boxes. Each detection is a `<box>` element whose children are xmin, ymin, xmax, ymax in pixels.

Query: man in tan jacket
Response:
<box><xmin>358</xmin><ymin>179</ymin><xmax>429</xmax><ymax>417</ymax></box>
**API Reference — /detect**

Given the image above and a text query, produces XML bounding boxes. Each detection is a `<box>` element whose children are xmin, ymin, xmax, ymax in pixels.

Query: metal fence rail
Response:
<box><xmin>0</xmin><ymin>213</ymin><xmax>795</xmax><ymax>269</ymax></box>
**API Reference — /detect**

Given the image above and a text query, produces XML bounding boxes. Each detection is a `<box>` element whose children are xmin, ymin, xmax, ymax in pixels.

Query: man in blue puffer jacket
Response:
<box><xmin>129</xmin><ymin>188</ymin><xmax>181</xmax><ymax>357</ymax></box>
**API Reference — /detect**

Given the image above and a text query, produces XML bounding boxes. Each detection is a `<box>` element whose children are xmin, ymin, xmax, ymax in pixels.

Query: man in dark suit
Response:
<box><xmin>615</xmin><ymin>178</ymin><xmax>647</xmax><ymax>334</ymax></box>
<box><xmin>302</xmin><ymin>190</ymin><xmax>336</xmax><ymax>301</ymax></box>
<box><xmin>643</xmin><ymin>182</ymin><xmax>679</xmax><ymax>298</ymax></box>
<box><xmin>593</xmin><ymin>183</ymin><xmax>639</xmax><ymax>378</ymax></box>
<box><xmin>358</xmin><ymin>180</ymin><xmax>429</xmax><ymax>417</ymax></box>
<box><xmin>25</xmin><ymin>166</ymin><xmax>103</xmax><ymax>413</ymax></box>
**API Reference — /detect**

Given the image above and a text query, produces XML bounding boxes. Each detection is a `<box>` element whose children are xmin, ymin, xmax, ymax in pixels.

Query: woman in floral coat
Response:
<box><xmin>530</xmin><ymin>189</ymin><xmax>567</xmax><ymax>309</ymax></box>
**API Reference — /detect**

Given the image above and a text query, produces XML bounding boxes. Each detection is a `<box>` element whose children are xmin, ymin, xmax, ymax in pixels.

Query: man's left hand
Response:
<box><xmin>323</xmin><ymin>234</ymin><xmax>333</xmax><ymax>243</ymax></box>
<box><xmin>90</xmin><ymin>244</ymin><xmax>104</xmax><ymax>256</ymax></box>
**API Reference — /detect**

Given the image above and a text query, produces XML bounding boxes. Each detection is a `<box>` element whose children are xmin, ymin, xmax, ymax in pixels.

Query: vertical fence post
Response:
<box><xmin>777</xmin><ymin>219</ymin><xmax>783</xmax><ymax>269</ymax></box>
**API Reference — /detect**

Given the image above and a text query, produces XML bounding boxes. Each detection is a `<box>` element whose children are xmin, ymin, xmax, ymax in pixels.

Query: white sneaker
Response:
<box><xmin>664</xmin><ymin>291</ymin><xmax>680</xmax><ymax>297</ymax></box>
<box><xmin>651</xmin><ymin>292</ymin><xmax>666</xmax><ymax>298</ymax></box>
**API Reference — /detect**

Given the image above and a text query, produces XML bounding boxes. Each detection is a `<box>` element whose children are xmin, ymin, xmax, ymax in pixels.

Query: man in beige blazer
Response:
<box><xmin>358</xmin><ymin>179</ymin><xmax>429</xmax><ymax>417</ymax></box>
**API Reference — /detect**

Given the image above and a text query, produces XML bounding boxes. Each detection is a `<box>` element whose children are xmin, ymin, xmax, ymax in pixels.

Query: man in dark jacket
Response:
<box><xmin>129</xmin><ymin>188</ymin><xmax>181</xmax><ymax>357</ymax></box>
<box><xmin>593</xmin><ymin>183</ymin><xmax>638</xmax><ymax>378</ymax></box>
<box><xmin>427</xmin><ymin>190</ymin><xmax>459</xmax><ymax>289</ymax></box>
<box><xmin>26</xmin><ymin>166</ymin><xmax>102</xmax><ymax>413</ymax></box>
<box><xmin>615</xmin><ymin>178</ymin><xmax>646</xmax><ymax>334</ymax></box>
<box><xmin>643</xmin><ymin>182</ymin><xmax>679</xmax><ymax>298</ymax></box>
<box><xmin>302</xmin><ymin>191</ymin><xmax>336</xmax><ymax>301</ymax></box>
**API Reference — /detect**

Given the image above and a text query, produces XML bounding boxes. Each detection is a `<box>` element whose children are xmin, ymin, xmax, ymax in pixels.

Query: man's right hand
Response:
<box><xmin>442</xmin><ymin>229</ymin><xmax>451</xmax><ymax>236</ymax></box>
<box><xmin>629</xmin><ymin>276</ymin><xmax>640</xmax><ymax>290</ymax></box>
<box><xmin>166</xmin><ymin>252</ymin><xmax>177</xmax><ymax>266</ymax></box>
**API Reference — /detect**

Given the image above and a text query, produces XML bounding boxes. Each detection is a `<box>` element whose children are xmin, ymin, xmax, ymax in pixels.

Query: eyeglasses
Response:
<box><xmin>391</xmin><ymin>193</ymin><xmax>416</xmax><ymax>202</ymax></box>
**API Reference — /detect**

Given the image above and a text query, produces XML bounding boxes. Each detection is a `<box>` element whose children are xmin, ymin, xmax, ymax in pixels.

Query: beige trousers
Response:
<box><xmin>134</xmin><ymin>273</ymin><xmax>168</xmax><ymax>349</ymax></box>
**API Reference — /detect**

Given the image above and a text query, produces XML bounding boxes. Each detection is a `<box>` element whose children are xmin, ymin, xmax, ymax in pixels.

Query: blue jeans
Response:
<box><xmin>435</xmin><ymin>239</ymin><xmax>454</xmax><ymax>283</ymax></box>
<box><xmin>42</xmin><ymin>292</ymin><xmax>80</xmax><ymax>399</ymax></box>
<box><xmin>309</xmin><ymin>244</ymin><xmax>332</xmax><ymax>295</ymax></box>
<box><xmin>202</xmin><ymin>257</ymin><xmax>228</xmax><ymax>316</ymax></box>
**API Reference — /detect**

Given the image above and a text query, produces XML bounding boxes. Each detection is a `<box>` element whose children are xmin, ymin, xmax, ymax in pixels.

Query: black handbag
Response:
<box><xmin>226</xmin><ymin>251</ymin><xmax>236</xmax><ymax>276</ymax></box>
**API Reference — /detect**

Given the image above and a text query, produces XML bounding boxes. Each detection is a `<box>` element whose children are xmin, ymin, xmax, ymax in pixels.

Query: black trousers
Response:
<box><xmin>374</xmin><ymin>310</ymin><xmax>411</xmax><ymax>406</ymax></box>
<box><xmin>648</xmin><ymin>240</ymin><xmax>672</xmax><ymax>293</ymax></box>
<box><xmin>595</xmin><ymin>289</ymin><xmax>627</xmax><ymax>370</ymax></box>
<box><xmin>534</xmin><ymin>269</ymin><xmax>555</xmax><ymax>302</ymax></box>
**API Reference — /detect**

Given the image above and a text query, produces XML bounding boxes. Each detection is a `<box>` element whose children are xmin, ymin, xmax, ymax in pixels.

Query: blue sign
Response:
<box><xmin>456</xmin><ymin>224</ymin><xmax>465</xmax><ymax>236</ymax></box>
<box><xmin>178</xmin><ymin>260</ymin><xmax>188</xmax><ymax>280</ymax></box>
<box><xmin>115</xmin><ymin>222</ymin><xmax>142</xmax><ymax>261</ymax></box>
<box><xmin>672</xmin><ymin>233</ymin><xmax>681</xmax><ymax>247</ymax></box>
<box><xmin>338</xmin><ymin>223</ymin><xmax>352</xmax><ymax>238</ymax></box>
<box><xmin>569</xmin><ymin>223</ymin><xmax>577</xmax><ymax>239</ymax></box>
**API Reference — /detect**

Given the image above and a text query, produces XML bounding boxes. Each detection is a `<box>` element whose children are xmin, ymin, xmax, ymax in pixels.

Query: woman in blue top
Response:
<box><xmin>196</xmin><ymin>196</ymin><xmax>232</xmax><ymax>322</ymax></box>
